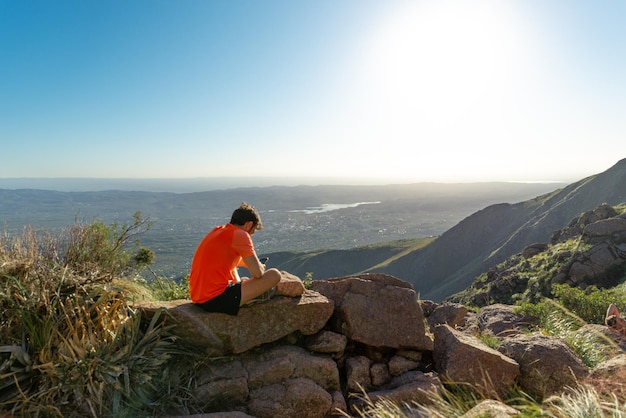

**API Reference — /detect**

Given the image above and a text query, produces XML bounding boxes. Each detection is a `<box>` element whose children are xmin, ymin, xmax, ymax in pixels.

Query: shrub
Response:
<box><xmin>0</xmin><ymin>216</ymin><xmax>188</xmax><ymax>416</ymax></box>
<box><xmin>62</xmin><ymin>212</ymin><xmax>153</xmax><ymax>283</ymax></box>
<box><xmin>148</xmin><ymin>275</ymin><xmax>190</xmax><ymax>301</ymax></box>
<box><xmin>551</xmin><ymin>283</ymin><xmax>626</xmax><ymax>325</ymax></box>
<box><xmin>517</xmin><ymin>298</ymin><xmax>618</xmax><ymax>368</ymax></box>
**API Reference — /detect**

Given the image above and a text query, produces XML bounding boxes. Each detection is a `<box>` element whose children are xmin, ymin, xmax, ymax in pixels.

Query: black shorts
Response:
<box><xmin>194</xmin><ymin>283</ymin><xmax>242</xmax><ymax>316</ymax></box>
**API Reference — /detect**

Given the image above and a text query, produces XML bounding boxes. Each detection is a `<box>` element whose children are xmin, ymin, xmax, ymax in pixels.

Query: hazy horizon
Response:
<box><xmin>0</xmin><ymin>175</ymin><xmax>573</xmax><ymax>193</ymax></box>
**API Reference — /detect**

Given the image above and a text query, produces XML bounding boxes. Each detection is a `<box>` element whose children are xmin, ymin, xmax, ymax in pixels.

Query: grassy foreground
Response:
<box><xmin>1</xmin><ymin>217</ymin><xmax>626</xmax><ymax>417</ymax></box>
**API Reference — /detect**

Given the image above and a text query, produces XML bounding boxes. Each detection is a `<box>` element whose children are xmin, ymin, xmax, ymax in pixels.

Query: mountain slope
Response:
<box><xmin>263</xmin><ymin>238</ymin><xmax>435</xmax><ymax>280</ymax></box>
<box><xmin>374</xmin><ymin>158</ymin><xmax>626</xmax><ymax>301</ymax></box>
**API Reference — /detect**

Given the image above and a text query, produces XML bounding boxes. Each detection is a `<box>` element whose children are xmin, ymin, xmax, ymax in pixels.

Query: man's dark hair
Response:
<box><xmin>230</xmin><ymin>202</ymin><xmax>263</xmax><ymax>230</ymax></box>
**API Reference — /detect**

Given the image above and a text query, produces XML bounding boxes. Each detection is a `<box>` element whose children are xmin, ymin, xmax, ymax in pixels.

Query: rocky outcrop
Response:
<box><xmin>189</xmin><ymin>345</ymin><xmax>340</xmax><ymax>418</ymax></box>
<box><xmin>451</xmin><ymin>204</ymin><xmax>626</xmax><ymax>306</ymax></box>
<box><xmin>551</xmin><ymin>205</ymin><xmax>626</xmax><ymax>288</ymax></box>
<box><xmin>473</xmin><ymin>303</ymin><xmax>538</xmax><ymax>337</ymax></box>
<box><xmin>138</xmin><ymin>272</ymin><xmax>626</xmax><ymax>416</ymax></box>
<box><xmin>434</xmin><ymin>324</ymin><xmax>520</xmax><ymax>398</ymax></box>
<box><xmin>310</xmin><ymin>274</ymin><xmax>432</xmax><ymax>351</ymax></box>
<box><xmin>498</xmin><ymin>335</ymin><xmax>588</xmax><ymax>400</ymax></box>
<box><xmin>427</xmin><ymin>302</ymin><xmax>469</xmax><ymax>333</ymax></box>
<box><xmin>137</xmin><ymin>290</ymin><xmax>333</xmax><ymax>356</ymax></box>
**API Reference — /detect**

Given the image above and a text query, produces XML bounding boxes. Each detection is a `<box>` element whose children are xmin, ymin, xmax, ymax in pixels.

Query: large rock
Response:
<box><xmin>587</xmin><ymin>354</ymin><xmax>626</xmax><ymax>401</ymax></box>
<box><xmin>311</xmin><ymin>274</ymin><xmax>432</xmax><ymax>351</ymax></box>
<box><xmin>461</xmin><ymin>400</ymin><xmax>520</xmax><ymax>418</ymax></box>
<box><xmin>475</xmin><ymin>304</ymin><xmax>538</xmax><ymax>338</ymax></box>
<box><xmin>434</xmin><ymin>324</ymin><xmax>520</xmax><ymax>398</ymax></box>
<box><xmin>135</xmin><ymin>290</ymin><xmax>333</xmax><ymax>356</ymax></box>
<box><xmin>498</xmin><ymin>334</ymin><xmax>588</xmax><ymax>400</ymax></box>
<box><xmin>248</xmin><ymin>378</ymin><xmax>332</xmax><ymax>418</ymax></box>
<box><xmin>276</xmin><ymin>271</ymin><xmax>306</xmax><ymax>297</ymax></box>
<box><xmin>582</xmin><ymin>216</ymin><xmax>626</xmax><ymax>244</ymax></box>
<box><xmin>570</xmin><ymin>242</ymin><xmax>626</xmax><ymax>285</ymax></box>
<box><xmin>427</xmin><ymin>302</ymin><xmax>469</xmax><ymax>332</ymax></box>
<box><xmin>367</xmin><ymin>370</ymin><xmax>441</xmax><ymax>406</ymax></box>
<box><xmin>191</xmin><ymin>345</ymin><xmax>342</xmax><ymax>417</ymax></box>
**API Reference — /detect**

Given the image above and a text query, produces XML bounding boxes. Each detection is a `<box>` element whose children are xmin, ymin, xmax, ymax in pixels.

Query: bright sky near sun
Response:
<box><xmin>1</xmin><ymin>0</ymin><xmax>625</xmax><ymax>183</ymax></box>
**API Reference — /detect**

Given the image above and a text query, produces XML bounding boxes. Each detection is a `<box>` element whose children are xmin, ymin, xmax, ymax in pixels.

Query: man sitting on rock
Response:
<box><xmin>189</xmin><ymin>202</ymin><xmax>282</xmax><ymax>315</ymax></box>
<box><xmin>605</xmin><ymin>303</ymin><xmax>626</xmax><ymax>335</ymax></box>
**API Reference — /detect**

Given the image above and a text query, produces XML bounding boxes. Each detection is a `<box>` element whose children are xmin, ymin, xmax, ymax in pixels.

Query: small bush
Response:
<box><xmin>552</xmin><ymin>283</ymin><xmax>626</xmax><ymax>325</ymax></box>
<box><xmin>0</xmin><ymin>216</ymin><xmax>189</xmax><ymax>416</ymax></box>
<box><xmin>148</xmin><ymin>275</ymin><xmax>190</xmax><ymax>301</ymax></box>
<box><xmin>517</xmin><ymin>298</ymin><xmax>618</xmax><ymax>368</ymax></box>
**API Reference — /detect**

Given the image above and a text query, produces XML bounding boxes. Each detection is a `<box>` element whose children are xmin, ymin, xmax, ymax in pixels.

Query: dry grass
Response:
<box><xmin>0</xmin><ymin>218</ymin><xmax>188</xmax><ymax>417</ymax></box>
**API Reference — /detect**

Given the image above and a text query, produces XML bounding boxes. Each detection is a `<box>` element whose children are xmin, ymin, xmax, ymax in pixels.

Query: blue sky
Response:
<box><xmin>1</xmin><ymin>0</ymin><xmax>625</xmax><ymax>183</ymax></box>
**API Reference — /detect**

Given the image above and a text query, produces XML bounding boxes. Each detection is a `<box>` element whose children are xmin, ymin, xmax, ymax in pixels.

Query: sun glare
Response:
<box><xmin>336</xmin><ymin>0</ymin><xmax>545</xmax><ymax>181</ymax></box>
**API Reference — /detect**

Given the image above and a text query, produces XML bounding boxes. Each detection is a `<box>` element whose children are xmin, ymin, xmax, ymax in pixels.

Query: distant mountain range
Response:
<box><xmin>269</xmin><ymin>158</ymin><xmax>626</xmax><ymax>301</ymax></box>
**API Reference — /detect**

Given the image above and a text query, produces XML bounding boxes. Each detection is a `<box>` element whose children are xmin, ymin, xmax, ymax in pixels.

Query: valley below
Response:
<box><xmin>0</xmin><ymin>181</ymin><xmax>564</xmax><ymax>281</ymax></box>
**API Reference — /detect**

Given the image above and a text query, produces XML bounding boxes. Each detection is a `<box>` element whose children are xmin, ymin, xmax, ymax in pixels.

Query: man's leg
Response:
<box><xmin>240</xmin><ymin>268</ymin><xmax>281</xmax><ymax>305</ymax></box>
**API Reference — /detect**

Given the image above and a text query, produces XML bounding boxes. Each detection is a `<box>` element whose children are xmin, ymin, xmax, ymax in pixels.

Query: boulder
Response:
<box><xmin>567</xmin><ymin>242</ymin><xmax>626</xmax><ymax>286</ymax></box>
<box><xmin>247</xmin><ymin>378</ymin><xmax>332</xmax><ymax>418</ymax></box>
<box><xmin>370</xmin><ymin>363</ymin><xmax>391</xmax><ymax>387</ymax></box>
<box><xmin>366</xmin><ymin>370</ymin><xmax>441</xmax><ymax>407</ymax></box>
<box><xmin>191</xmin><ymin>345</ymin><xmax>342</xmax><ymax>417</ymax></box>
<box><xmin>241</xmin><ymin>345</ymin><xmax>340</xmax><ymax>392</ymax></box>
<box><xmin>135</xmin><ymin>290</ymin><xmax>333</xmax><ymax>356</ymax></box>
<box><xmin>311</xmin><ymin>274</ymin><xmax>432</xmax><ymax>351</ymax></box>
<box><xmin>586</xmin><ymin>353</ymin><xmax>626</xmax><ymax>401</ymax></box>
<box><xmin>498</xmin><ymin>334</ymin><xmax>588</xmax><ymax>400</ymax></box>
<box><xmin>388</xmin><ymin>354</ymin><xmax>419</xmax><ymax>376</ymax></box>
<box><xmin>522</xmin><ymin>243</ymin><xmax>548</xmax><ymax>259</ymax></box>
<box><xmin>590</xmin><ymin>353</ymin><xmax>626</xmax><ymax>379</ymax></box>
<box><xmin>582</xmin><ymin>217</ymin><xmax>626</xmax><ymax>244</ymax></box>
<box><xmin>551</xmin><ymin>203</ymin><xmax>618</xmax><ymax>244</ymax></box>
<box><xmin>461</xmin><ymin>399</ymin><xmax>520</xmax><ymax>417</ymax></box>
<box><xmin>345</xmin><ymin>355</ymin><xmax>372</xmax><ymax>392</ymax></box>
<box><xmin>192</xmin><ymin>360</ymin><xmax>249</xmax><ymax>411</ymax></box>
<box><xmin>276</xmin><ymin>271</ymin><xmax>306</xmax><ymax>297</ymax></box>
<box><xmin>475</xmin><ymin>304</ymin><xmax>537</xmax><ymax>338</ymax></box>
<box><xmin>434</xmin><ymin>324</ymin><xmax>519</xmax><ymax>398</ymax></box>
<box><xmin>427</xmin><ymin>302</ymin><xmax>469</xmax><ymax>332</ymax></box>
<box><xmin>304</xmin><ymin>330</ymin><xmax>347</xmax><ymax>358</ymax></box>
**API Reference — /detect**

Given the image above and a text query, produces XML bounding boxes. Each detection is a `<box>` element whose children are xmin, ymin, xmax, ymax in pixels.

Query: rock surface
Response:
<box><xmin>311</xmin><ymin>273</ymin><xmax>432</xmax><ymax>351</ymax></box>
<box><xmin>434</xmin><ymin>324</ymin><xmax>520</xmax><ymax>398</ymax></box>
<box><xmin>498</xmin><ymin>334</ymin><xmax>589</xmax><ymax>400</ymax></box>
<box><xmin>136</xmin><ymin>290</ymin><xmax>333</xmax><ymax>356</ymax></box>
<box><xmin>138</xmin><ymin>273</ymin><xmax>624</xmax><ymax>416</ymax></box>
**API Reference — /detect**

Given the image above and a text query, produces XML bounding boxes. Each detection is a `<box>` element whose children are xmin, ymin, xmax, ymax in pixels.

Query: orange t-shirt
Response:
<box><xmin>189</xmin><ymin>223</ymin><xmax>256</xmax><ymax>304</ymax></box>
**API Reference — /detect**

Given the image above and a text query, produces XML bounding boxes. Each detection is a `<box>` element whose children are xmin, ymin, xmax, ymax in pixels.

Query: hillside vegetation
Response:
<box><xmin>449</xmin><ymin>203</ymin><xmax>626</xmax><ymax>307</ymax></box>
<box><xmin>0</xmin><ymin>215</ymin><xmax>191</xmax><ymax>417</ymax></box>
